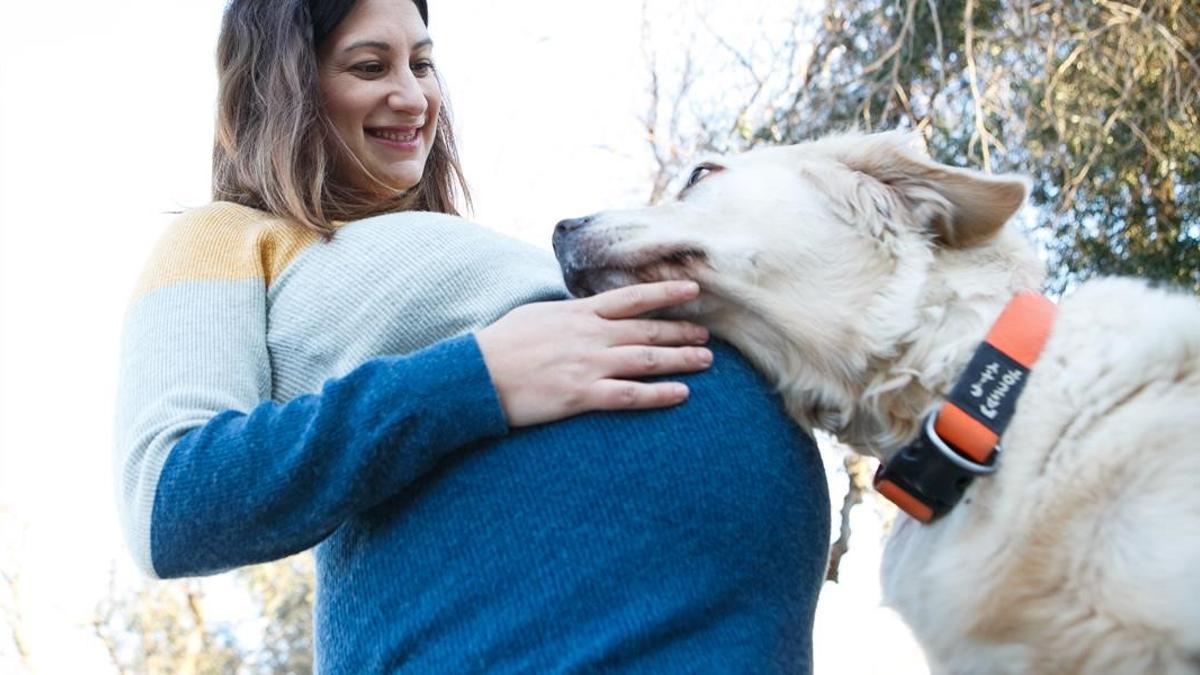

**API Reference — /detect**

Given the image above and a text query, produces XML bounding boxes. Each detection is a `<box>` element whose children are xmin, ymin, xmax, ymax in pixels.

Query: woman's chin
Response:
<box><xmin>378</xmin><ymin>162</ymin><xmax>426</xmax><ymax>193</ymax></box>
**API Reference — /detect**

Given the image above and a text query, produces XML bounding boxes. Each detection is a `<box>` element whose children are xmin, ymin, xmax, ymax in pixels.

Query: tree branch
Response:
<box><xmin>964</xmin><ymin>0</ymin><xmax>993</xmax><ymax>172</ymax></box>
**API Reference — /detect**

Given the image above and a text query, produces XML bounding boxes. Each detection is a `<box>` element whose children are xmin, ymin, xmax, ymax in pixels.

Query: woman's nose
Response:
<box><xmin>386</xmin><ymin>72</ymin><xmax>427</xmax><ymax>116</ymax></box>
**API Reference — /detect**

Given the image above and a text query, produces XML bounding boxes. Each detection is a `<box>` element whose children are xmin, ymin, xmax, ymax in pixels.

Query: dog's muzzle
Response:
<box><xmin>552</xmin><ymin>213</ymin><xmax>710</xmax><ymax>299</ymax></box>
<box><xmin>552</xmin><ymin>214</ymin><xmax>600</xmax><ymax>296</ymax></box>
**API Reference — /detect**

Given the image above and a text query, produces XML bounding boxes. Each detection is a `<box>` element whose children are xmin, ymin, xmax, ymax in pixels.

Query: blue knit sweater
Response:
<box><xmin>115</xmin><ymin>204</ymin><xmax>829</xmax><ymax>673</ymax></box>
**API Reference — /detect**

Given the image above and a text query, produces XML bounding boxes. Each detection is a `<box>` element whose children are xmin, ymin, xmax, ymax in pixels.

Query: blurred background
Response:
<box><xmin>1</xmin><ymin>0</ymin><xmax>1196</xmax><ymax>672</ymax></box>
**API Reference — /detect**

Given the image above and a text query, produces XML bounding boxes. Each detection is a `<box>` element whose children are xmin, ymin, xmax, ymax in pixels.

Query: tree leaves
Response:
<box><xmin>652</xmin><ymin>0</ymin><xmax>1199</xmax><ymax>293</ymax></box>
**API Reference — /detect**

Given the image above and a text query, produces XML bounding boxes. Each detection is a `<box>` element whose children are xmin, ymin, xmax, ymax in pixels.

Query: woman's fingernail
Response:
<box><xmin>673</xmin><ymin>383</ymin><xmax>689</xmax><ymax>399</ymax></box>
<box><xmin>676</xmin><ymin>281</ymin><xmax>700</xmax><ymax>297</ymax></box>
<box><xmin>697</xmin><ymin>348</ymin><xmax>713</xmax><ymax>365</ymax></box>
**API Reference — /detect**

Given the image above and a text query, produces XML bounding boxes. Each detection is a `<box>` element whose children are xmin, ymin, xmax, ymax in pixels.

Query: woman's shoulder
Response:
<box><xmin>132</xmin><ymin>202</ymin><xmax>321</xmax><ymax>301</ymax></box>
<box><xmin>344</xmin><ymin>209</ymin><xmax>487</xmax><ymax>238</ymax></box>
<box><xmin>342</xmin><ymin>209</ymin><xmax>552</xmax><ymax>261</ymax></box>
<box><xmin>167</xmin><ymin>201</ymin><xmax>319</xmax><ymax>245</ymax></box>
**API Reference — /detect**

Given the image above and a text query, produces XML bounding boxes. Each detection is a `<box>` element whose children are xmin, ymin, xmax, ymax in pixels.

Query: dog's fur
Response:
<box><xmin>553</xmin><ymin>131</ymin><xmax>1200</xmax><ymax>674</ymax></box>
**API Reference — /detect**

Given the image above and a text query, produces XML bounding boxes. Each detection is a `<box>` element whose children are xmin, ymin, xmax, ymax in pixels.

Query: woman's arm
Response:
<box><xmin>144</xmin><ymin>334</ymin><xmax>507</xmax><ymax>578</ymax></box>
<box><xmin>145</xmin><ymin>283</ymin><xmax>713</xmax><ymax>578</ymax></box>
<box><xmin>115</xmin><ymin>208</ymin><xmax>502</xmax><ymax>578</ymax></box>
<box><xmin>116</xmin><ymin>207</ymin><xmax>712</xmax><ymax>579</ymax></box>
<box><xmin>114</xmin><ymin>207</ymin><xmax>506</xmax><ymax>579</ymax></box>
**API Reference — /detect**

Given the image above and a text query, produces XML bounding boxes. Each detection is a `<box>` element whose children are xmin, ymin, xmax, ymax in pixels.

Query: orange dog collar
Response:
<box><xmin>875</xmin><ymin>291</ymin><xmax>1057</xmax><ymax>523</ymax></box>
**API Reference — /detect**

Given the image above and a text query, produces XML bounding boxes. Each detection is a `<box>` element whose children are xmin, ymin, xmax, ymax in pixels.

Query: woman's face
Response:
<box><xmin>318</xmin><ymin>0</ymin><xmax>440</xmax><ymax>195</ymax></box>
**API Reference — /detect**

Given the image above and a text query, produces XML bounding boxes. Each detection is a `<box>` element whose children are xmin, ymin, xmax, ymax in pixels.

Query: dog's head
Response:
<box><xmin>553</xmin><ymin>131</ymin><xmax>1041</xmax><ymax>448</ymax></box>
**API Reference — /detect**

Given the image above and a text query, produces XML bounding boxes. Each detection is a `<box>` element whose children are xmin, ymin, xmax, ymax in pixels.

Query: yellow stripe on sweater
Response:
<box><xmin>133</xmin><ymin>202</ymin><xmax>321</xmax><ymax>300</ymax></box>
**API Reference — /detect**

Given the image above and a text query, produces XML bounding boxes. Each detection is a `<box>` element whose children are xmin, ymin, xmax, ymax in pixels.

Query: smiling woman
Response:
<box><xmin>112</xmin><ymin>0</ymin><xmax>830</xmax><ymax>671</ymax></box>
<box><xmin>212</xmin><ymin>0</ymin><xmax>464</xmax><ymax>234</ymax></box>
<box><xmin>317</xmin><ymin>0</ymin><xmax>440</xmax><ymax>195</ymax></box>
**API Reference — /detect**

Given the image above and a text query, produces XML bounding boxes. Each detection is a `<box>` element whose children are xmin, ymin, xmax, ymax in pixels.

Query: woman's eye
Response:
<box><xmin>412</xmin><ymin>59</ymin><xmax>436</xmax><ymax>76</ymax></box>
<box><xmin>685</xmin><ymin>165</ymin><xmax>712</xmax><ymax>189</ymax></box>
<box><xmin>352</xmin><ymin>61</ymin><xmax>386</xmax><ymax>76</ymax></box>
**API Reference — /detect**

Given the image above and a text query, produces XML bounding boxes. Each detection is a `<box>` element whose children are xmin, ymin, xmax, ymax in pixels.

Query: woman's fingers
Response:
<box><xmin>607</xmin><ymin>319</ymin><xmax>709</xmax><ymax>347</ymax></box>
<box><xmin>475</xmin><ymin>288</ymin><xmax>713</xmax><ymax>427</ymax></box>
<box><xmin>589</xmin><ymin>281</ymin><xmax>700</xmax><ymax>320</ymax></box>
<box><xmin>600</xmin><ymin>345</ymin><xmax>713</xmax><ymax>377</ymax></box>
<box><xmin>588</xmin><ymin>379</ymin><xmax>691</xmax><ymax>411</ymax></box>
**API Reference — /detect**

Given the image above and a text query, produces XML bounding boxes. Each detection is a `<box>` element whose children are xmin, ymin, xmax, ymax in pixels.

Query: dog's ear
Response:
<box><xmin>841</xmin><ymin>131</ymin><xmax>1027</xmax><ymax>248</ymax></box>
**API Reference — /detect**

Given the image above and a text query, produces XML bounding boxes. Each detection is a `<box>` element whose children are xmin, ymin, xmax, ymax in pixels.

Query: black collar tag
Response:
<box><xmin>945</xmin><ymin>342</ymin><xmax>1030</xmax><ymax>437</ymax></box>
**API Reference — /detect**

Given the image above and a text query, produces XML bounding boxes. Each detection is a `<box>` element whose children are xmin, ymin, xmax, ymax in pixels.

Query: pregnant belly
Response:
<box><xmin>315</xmin><ymin>340</ymin><xmax>829</xmax><ymax>671</ymax></box>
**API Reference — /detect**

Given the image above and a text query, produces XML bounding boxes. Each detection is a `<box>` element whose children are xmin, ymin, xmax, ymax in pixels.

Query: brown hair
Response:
<box><xmin>212</xmin><ymin>0</ymin><xmax>469</xmax><ymax>237</ymax></box>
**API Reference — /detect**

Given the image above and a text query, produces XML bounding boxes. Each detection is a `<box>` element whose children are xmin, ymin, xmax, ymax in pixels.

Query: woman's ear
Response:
<box><xmin>840</xmin><ymin>131</ymin><xmax>1028</xmax><ymax>248</ymax></box>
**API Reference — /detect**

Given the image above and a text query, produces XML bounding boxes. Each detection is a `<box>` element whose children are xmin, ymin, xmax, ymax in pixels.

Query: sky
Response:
<box><xmin>1</xmin><ymin>1</ymin><xmax>927</xmax><ymax>672</ymax></box>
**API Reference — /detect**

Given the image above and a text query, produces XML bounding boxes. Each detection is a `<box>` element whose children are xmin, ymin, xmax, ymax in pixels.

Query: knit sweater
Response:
<box><xmin>114</xmin><ymin>202</ymin><xmax>830</xmax><ymax>673</ymax></box>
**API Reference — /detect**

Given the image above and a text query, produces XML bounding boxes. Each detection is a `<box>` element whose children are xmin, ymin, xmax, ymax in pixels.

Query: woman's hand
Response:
<box><xmin>475</xmin><ymin>281</ymin><xmax>712</xmax><ymax>427</ymax></box>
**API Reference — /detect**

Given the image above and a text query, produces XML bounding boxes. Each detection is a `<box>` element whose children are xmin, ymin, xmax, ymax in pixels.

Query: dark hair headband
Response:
<box><xmin>309</xmin><ymin>0</ymin><xmax>428</xmax><ymax>46</ymax></box>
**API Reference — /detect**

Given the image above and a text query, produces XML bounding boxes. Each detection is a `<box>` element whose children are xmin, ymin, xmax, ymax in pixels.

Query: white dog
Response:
<box><xmin>552</xmin><ymin>131</ymin><xmax>1200</xmax><ymax>674</ymax></box>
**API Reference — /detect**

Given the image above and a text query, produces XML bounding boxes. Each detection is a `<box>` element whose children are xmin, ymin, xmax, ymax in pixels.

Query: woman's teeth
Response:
<box><xmin>369</xmin><ymin>128</ymin><xmax>419</xmax><ymax>142</ymax></box>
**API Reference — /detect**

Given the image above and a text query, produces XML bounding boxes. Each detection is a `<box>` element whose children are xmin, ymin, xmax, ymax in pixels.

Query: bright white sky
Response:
<box><xmin>0</xmin><ymin>1</ymin><xmax>926</xmax><ymax>672</ymax></box>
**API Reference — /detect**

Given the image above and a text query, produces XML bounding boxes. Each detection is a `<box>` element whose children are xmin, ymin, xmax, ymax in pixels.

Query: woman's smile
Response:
<box><xmin>366</xmin><ymin>125</ymin><xmax>424</xmax><ymax>152</ymax></box>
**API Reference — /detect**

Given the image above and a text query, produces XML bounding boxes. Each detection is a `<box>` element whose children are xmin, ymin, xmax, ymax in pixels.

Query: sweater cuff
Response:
<box><xmin>384</xmin><ymin>332</ymin><xmax>510</xmax><ymax>445</ymax></box>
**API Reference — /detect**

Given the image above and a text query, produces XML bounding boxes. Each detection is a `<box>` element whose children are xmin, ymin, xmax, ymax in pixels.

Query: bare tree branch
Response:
<box><xmin>964</xmin><ymin>0</ymin><xmax>994</xmax><ymax>172</ymax></box>
<box><xmin>1057</xmin><ymin>75</ymin><xmax>1136</xmax><ymax>216</ymax></box>
<box><xmin>861</xmin><ymin>0</ymin><xmax>918</xmax><ymax>76</ymax></box>
<box><xmin>1</xmin><ymin>569</ymin><xmax>32</xmax><ymax>669</ymax></box>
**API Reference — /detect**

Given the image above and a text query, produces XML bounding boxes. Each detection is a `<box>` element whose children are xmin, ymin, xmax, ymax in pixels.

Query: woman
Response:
<box><xmin>114</xmin><ymin>0</ymin><xmax>830</xmax><ymax>671</ymax></box>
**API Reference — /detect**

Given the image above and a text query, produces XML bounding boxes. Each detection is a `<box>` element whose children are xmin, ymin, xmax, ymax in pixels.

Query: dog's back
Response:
<box><xmin>885</xmin><ymin>277</ymin><xmax>1200</xmax><ymax>674</ymax></box>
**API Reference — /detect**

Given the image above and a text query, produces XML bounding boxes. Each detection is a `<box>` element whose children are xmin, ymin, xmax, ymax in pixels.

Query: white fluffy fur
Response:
<box><xmin>554</xmin><ymin>131</ymin><xmax>1200</xmax><ymax>674</ymax></box>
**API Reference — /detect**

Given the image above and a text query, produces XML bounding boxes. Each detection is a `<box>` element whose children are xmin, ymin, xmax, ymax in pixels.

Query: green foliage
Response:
<box><xmin>825</xmin><ymin>0</ymin><xmax>1190</xmax><ymax>290</ymax></box>
<box><xmin>695</xmin><ymin>0</ymin><xmax>1200</xmax><ymax>293</ymax></box>
<box><xmin>1013</xmin><ymin>1</ymin><xmax>1200</xmax><ymax>292</ymax></box>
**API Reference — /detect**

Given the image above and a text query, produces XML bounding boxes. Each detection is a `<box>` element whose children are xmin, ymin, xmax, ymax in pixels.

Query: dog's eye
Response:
<box><xmin>685</xmin><ymin>165</ymin><xmax>712</xmax><ymax>189</ymax></box>
<box><xmin>679</xmin><ymin>162</ymin><xmax>724</xmax><ymax>198</ymax></box>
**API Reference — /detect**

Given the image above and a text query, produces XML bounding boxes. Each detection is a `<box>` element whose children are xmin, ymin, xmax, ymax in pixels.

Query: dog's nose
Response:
<box><xmin>554</xmin><ymin>215</ymin><xmax>594</xmax><ymax>236</ymax></box>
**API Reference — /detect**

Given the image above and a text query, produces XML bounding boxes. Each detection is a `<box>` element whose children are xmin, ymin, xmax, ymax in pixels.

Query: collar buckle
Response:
<box><xmin>874</xmin><ymin>409</ymin><xmax>1000</xmax><ymax>523</ymax></box>
<box><xmin>923</xmin><ymin>409</ymin><xmax>1001</xmax><ymax>476</ymax></box>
